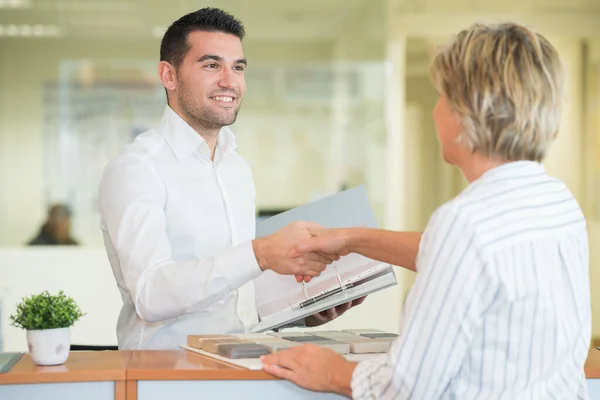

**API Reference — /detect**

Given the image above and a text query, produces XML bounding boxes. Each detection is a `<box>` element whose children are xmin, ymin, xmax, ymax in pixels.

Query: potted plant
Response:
<box><xmin>10</xmin><ymin>290</ymin><xmax>85</xmax><ymax>366</ymax></box>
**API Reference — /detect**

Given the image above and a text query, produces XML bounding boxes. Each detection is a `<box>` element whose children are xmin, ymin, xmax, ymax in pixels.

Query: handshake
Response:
<box><xmin>251</xmin><ymin>221</ymin><xmax>352</xmax><ymax>280</ymax></box>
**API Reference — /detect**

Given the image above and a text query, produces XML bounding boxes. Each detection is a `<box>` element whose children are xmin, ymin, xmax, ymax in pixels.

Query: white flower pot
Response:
<box><xmin>26</xmin><ymin>327</ymin><xmax>70</xmax><ymax>366</ymax></box>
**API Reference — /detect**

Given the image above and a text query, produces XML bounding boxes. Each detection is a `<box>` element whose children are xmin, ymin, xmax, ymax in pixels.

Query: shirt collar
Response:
<box><xmin>158</xmin><ymin>105</ymin><xmax>238</xmax><ymax>162</ymax></box>
<box><xmin>465</xmin><ymin>160</ymin><xmax>546</xmax><ymax>191</ymax></box>
<box><xmin>477</xmin><ymin>160</ymin><xmax>545</xmax><ymax>181</ymax></box>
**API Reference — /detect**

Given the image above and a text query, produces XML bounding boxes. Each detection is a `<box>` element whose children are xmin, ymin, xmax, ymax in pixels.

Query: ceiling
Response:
<box><xmin>0</xmin><ymin>0</ymin><xmax>598</xmax><ymax>41</ymax></box>
<box><xmin>392</xmin><ymin>0</ymin><xmax>600</xmax><ymax>12</ymax></box>
<box><xmin>0</xmin><ymin>0</ymin><xmax>384</xmax><ymax>40</ymax></box>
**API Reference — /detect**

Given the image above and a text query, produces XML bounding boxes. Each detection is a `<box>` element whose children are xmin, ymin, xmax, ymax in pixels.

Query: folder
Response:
<box><xmin>251</xmin><ymin>185</ymin><xmax>397</xmax><ymax>333</ymax></box>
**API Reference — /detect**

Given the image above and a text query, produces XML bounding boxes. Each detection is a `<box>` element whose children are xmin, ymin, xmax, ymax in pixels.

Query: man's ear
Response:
<box><xmin>158</xmin><ymin>61</ymin><xmax>177</xmax><ymax>91</ymax></box>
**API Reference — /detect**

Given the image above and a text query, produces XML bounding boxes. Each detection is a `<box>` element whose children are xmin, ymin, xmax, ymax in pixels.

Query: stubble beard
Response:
<box><xmin>178</xmin><ymin>87</ymin><xmax>241</xmax><ymax>133</ymax></box>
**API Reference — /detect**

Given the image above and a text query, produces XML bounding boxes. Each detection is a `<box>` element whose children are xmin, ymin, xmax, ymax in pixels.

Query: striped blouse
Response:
<box><xmin>352</xmin><ymin>161</ymin><xmax>591</xmax><ymax>399</ymax></box>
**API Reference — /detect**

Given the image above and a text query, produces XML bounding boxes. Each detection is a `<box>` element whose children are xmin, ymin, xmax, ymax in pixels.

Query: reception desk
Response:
<box><xmin>0</xmin><ymin>349</ymin><xmax>346</xmax><ymax>399</ymax></box>
<box><xmin>0</xmin><ymin>351</ymin><xmax>132</xmax><ymax>400</ymax></box>
<box><xmin>587</xmin><ymin>347</ymin><xmax>600</xmax><ymax>398</ymax></box>
<box><xmin>1</xmin><ymin>348</ymin><xmax>599</xmax><ymax>399</ymax></box>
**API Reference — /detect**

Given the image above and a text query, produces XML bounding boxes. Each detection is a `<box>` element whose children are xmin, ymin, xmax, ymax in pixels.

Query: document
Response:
<box><xmin>251</xmin><ymin>185</ymin><xmax>397</xmax><ymax>333</ymax></box>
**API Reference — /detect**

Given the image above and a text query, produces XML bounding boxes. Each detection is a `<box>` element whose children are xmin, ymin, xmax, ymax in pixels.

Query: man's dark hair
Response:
<box><xmin>160</xmin><ymin>8</ymin><xmax>245</xmax><ymax>69</ymax></box>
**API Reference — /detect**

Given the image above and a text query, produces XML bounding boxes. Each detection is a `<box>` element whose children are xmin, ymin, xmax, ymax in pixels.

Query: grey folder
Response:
<box><xmin>251</xmin><ymin>185</ymin><xmax>397</xmax><ymax>333</ymax></box>
<box><xmin>256</xmin><ymin>185</ymin><xmax>379</xmax><ymax>233</ymax></box>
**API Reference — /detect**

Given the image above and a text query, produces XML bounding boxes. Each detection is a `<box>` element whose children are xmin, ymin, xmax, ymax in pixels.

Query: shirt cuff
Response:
<box><xmin>351</xmin><ymin>354</ymin><xmax>388</xmax><ymax>400</ymax></box>
<box><xmin>219</xmin><ymin>241</ymin><xmax>263</xmax><ymax>290</ymax></box>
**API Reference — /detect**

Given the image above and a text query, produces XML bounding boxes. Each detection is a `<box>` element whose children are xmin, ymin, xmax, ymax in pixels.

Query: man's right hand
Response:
<box><xmin>290</xmin><ymin>227</ymin><xmax>352</xmax><ymax>283</ymax></box>
<box><xmin>296</xmin><ymin>227</ymin><xmax>352</xmax><ymax>257</ymax></box>
<box><xmin>252</xmin><ymin>221</ymin><xmax>339</xmax><ymax>277</ymax></box>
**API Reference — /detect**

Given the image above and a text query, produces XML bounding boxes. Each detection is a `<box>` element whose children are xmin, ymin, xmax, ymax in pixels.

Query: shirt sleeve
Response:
<box><xmin>351</xmin><ymin>203</ymin><xmax>498</xmax><ymax>399</ymax></box>
<box><xmin>98</xmin><ymin>155</ymin><xmax>262</xmax><ymax>323</ymax></box>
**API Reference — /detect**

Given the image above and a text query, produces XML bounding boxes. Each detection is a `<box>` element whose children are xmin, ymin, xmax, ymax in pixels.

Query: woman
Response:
<box><xmin>262</xmin><ymin>22</ymin><xmax>591</xmax><ymax>399</ymax></box>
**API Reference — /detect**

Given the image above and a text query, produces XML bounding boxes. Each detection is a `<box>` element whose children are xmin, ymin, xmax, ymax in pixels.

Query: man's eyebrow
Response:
<box><xmin>197</xmin><ymin>55</ymin><xmax>247</xmax><ymax>66</ymax></box>
<box><xmin>198</xmin><ymin>54</ymin><xmax>222</xmax><ymax>62</ymax></box>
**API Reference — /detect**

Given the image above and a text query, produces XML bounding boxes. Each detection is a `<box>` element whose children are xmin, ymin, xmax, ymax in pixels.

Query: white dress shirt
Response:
<box><xmin>352</xmin><ymin>161</ymin><xmax>591</xmax><ymax>399</ymax></box>
<box><xmin>98</xmin><ymin>105</ymin><xmax>262</xmax><ymax>350</ymax></box>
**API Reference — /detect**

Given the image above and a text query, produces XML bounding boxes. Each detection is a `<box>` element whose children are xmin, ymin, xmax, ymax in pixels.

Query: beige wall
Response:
<box><xmin>0</xmin><ymin>37</ymin><xmax>387</xmax><ymax>246</ymax></box>
<box><xmin>586</xmin><ymin>39</ymin><xmax>600</xmax><ymax>341</ymax></box>
<box><xmin>544</xmin><ymin>38</ymin><xmax>584</xmax><ymax>201</ymax></box>
<box><xmin>541</xmin><ymin>37</ymin><xmax>600</xmax><ymax>340</ymax></box>
<box><xmin>0</xmin><ymin>38</ymin><xmax>157</xmax><ymax>246</ymax></box>
<box><xmin>0</xmin><ymin>28</ymin><xmax>597</xmax><ymax>339</ymax></box>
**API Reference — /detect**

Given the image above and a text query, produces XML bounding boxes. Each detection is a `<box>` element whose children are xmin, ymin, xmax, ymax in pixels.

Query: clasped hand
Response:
<box><xmin>255</xmin><ymin>221</ymin><xmax>345</xmax><ymax>278</ymax></box>
<box><xmin>291</xmin><ymin>226</ymin><xmax>351</xmax><ymax>283</ymax></box>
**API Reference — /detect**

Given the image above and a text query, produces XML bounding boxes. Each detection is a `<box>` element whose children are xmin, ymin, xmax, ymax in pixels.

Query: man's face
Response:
<box><xmin>173</xmin><ymin>30</ymin><xmax>247</xmax><ymax>130</ymax></box>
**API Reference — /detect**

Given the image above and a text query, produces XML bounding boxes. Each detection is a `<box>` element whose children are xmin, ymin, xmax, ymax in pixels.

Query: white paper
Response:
<box><xmin>180</xmin><ymin>344</ymin><xmax>383</xmax><ymax>370</ymax></box>
<box><xmin>251</xmin><ymin>268</ymin><xmax>397</xmax><ymax>333</ymax></box>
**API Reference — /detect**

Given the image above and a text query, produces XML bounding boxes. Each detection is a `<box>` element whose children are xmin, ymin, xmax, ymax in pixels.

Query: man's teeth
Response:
<box><xmin>212</xmin><ymin>96</ymin><xmax>233</xmax><ymax>102</ymax></box>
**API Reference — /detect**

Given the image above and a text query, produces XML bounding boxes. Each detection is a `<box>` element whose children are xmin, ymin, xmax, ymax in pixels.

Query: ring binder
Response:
<box><xmin>333</xmin><ymin>261</ymin><xmax>344</xmax><ymax>291</ymax></box>
<box><xmin>293</xmin><ymin>283</ymin><xmax>354</xmax><ymax>309</ymax></box>
<box><xmin>300</xmin><ymin>281</ymin><xmax>309</xmax><ymax>300</ymax></box>
<box><xmin>251</xmin><ymin>185</ymin><xmax>399</xmax><ymax>333</ymax></box>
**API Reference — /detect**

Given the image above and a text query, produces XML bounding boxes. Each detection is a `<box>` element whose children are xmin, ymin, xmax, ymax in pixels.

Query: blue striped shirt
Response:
<box><xmin>352</xmin><ymin>161</ymin><xmax>591</xmax><ymax>399</ymax></box>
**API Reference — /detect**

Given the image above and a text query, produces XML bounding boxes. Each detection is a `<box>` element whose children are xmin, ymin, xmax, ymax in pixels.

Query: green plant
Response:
<box><xmin>10</xmin><ymin>290</ymin><xmax>85</xmax><ymax>330</ymax></box>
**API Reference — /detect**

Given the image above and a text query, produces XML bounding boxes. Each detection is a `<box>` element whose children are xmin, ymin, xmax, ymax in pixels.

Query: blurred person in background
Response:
<box><xmin>28</xmin><ymin>203</ymin><xmax>79</xmax><ymax>246</ymax></box>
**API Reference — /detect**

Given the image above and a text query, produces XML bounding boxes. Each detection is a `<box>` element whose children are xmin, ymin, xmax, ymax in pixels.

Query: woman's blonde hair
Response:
<box><xmin>430</xmin><ymin>23</ymin><xmax>564</xmax><ymax>162</ymax></box>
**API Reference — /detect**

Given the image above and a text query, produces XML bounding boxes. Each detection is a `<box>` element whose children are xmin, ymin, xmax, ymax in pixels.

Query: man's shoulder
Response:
<box><xmin>117</xmin><ymin>128</ymin><xmax>166</xmax><ymax>160</ymax></box>
<box><xmin>103</xmin><ymin>129</ymin><xmax>166</xmax><ymax>173</ymax></box>
<box><xmin>99</xmin><ymin>128</ymin><xmax>169</xmax><ymax>202</ymax></box>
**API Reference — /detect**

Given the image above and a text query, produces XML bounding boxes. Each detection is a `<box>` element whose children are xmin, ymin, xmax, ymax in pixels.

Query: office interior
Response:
<box><xmin>0</xmin><ymin>0</ymin><xmax>599</xmax><ymax>360</ymax></box>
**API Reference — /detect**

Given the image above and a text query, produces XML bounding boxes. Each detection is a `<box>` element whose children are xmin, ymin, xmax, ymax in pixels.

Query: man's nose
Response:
<box><xmin>218</xmin><ymin>68</ymin><xmax>237</xmax><ymax>89</ymax></box>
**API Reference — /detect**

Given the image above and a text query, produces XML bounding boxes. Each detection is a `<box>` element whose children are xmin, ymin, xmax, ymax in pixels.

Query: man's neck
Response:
<box><xmin>173</xmin><ymin>106</ymin><xmax>220</xmax><ymax>160</ymax></box>
<box><xmin>186</xmin><ymin>118</ymin><xmax>220</xmax><ymax>161</ymax></box>
<box><xmin>196</xmin><ymin>131</ymin><xmax>218</xmax><ymax>161</ymax></box>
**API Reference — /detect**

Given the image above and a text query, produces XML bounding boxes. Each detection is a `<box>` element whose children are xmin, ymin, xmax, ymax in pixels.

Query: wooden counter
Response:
<box><xmin>586</xmin><ymin>347</ymin><xmax>600</xmax><ymax>399</ymax></box>
<box><xmin>586</xmin><ymin>347</ymin><xmax>600</xmax><ymax>378</ymax></box>
<box><xmin>0</xmin><ymin>351</ymin><xmax>133</xmax><ymax>400</ymax></box>
<box><xmin>0</xmin><ymin>350</ymin><xmax>132</xmax><ymax>384</ymax></box>
<box><xmin>0</xmin><ymin>350</ymin><xmax>343</xmax><ymax>400</ymax></box>
<box><xmin>126</xmin><ymin>350</ymin><xmax>342</xmax><ymax>400</ymax></box>
<box><xmin>127</xmin><ymin>350</ymin><xmax>274</xmax><ymax>381</ymax></box>
<box><xmin>2</xmin><ymin>348</ymin><xmax>599</xmax><ymax>400</ymax></box>
<box><xmin>125</xmin><ymin>350</ymin><xmax>279</xmax><ymax>400</ymax></box>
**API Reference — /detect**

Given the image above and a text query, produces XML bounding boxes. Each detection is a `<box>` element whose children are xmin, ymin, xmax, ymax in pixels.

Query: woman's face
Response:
<box><xmin>433</xmin><ymin>93</ymin><xmax>464</xmax><ymax>165</ymax></box>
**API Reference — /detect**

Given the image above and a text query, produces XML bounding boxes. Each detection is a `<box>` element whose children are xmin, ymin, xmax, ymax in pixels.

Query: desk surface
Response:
<box><xmin>0</xmin><ymin>347</ymin><xmax>599</xmax><ymax>385</ymax></box>
<box><xmin>586</xmin><ymin>348</ymin><xmax>600</xmax><ymax>379</ymax></box>
<box><xmin>0</xmin><ymin>350</ymin><xmax>132</xmax><ymax>384</ymax></box>
<box><xmin>127</xmin><ymin>350</ymin><xmax>275</xmax><ymax>381</ymax></box>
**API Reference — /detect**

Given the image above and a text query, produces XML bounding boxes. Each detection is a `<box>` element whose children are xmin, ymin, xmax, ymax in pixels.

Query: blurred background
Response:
<box><xmin>0</xmin><ymin>0</ymin><xmax>599</xmax><ymax>350</ymax></box>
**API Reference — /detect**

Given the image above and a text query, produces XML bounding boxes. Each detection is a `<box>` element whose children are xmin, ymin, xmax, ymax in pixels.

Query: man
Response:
<box><xmin>98</xmin><ymin>8</ymin><xmax>359</xmax><ymax>350</ymax></box>
<box><xmin>262</xmin><ymin>23</ymin><xmax>591</xmax><ymax>399</ymax></box>
<box><xmin>28</xmin><ymin>204</ymin><xmax>79</xmax><ymax>246</ymax></box>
